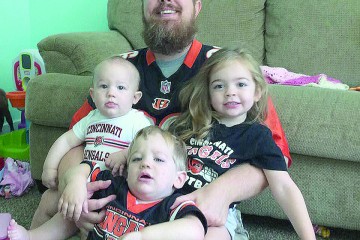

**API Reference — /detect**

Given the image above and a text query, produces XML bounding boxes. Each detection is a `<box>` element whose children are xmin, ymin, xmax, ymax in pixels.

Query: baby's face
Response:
<box><xmin>127</xmin><ymin>133</ymin><xmax>181</xmax><ymax>202</ymax></box>
<box><xmin>90</xmin><ymin>61</ymin><xmax>141</xmax><ymax>118</ymax></box>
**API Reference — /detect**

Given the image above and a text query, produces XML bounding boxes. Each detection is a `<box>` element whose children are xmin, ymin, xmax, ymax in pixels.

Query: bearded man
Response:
<box><xmin>32</xmin><ymin>1</ymin><xmax>291</xmax><ymax>240</ymax></box>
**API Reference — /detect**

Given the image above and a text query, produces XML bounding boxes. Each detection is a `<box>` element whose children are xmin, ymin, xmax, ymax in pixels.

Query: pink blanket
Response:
<box><xmin>261</xmin><ymin>66</ymin><xmax>349</xmax><ymax>90</ymax></box>
<box><xmin>0</xmin><ymin>158</ymin><xmax>34</xmax><ymax>198</ymax></box>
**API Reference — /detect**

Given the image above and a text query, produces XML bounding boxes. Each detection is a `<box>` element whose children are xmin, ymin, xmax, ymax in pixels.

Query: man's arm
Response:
<box><xmin>172</xmin><ymin>163</ymin><xmax>267</xmax><ymax>226</ymax></box>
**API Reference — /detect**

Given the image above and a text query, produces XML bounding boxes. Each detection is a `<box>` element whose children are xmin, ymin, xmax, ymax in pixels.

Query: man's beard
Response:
<box><xmin>142</xmin><ymin>15</ymin><xmax>198</xmax><ymax>55</ymax></box>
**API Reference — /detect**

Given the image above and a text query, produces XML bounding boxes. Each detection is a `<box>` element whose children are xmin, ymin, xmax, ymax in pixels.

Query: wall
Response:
<box><xmin>0</xmin><ymin>0</ymin><xmax>108</xmax><ymax>130</ymax></box>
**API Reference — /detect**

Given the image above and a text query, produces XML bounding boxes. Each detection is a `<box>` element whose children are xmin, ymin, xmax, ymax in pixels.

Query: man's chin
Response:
<box><xmin>143</xmin><ymin>20</ymin><xmax>197</xmax><ymax>55</ymax></box>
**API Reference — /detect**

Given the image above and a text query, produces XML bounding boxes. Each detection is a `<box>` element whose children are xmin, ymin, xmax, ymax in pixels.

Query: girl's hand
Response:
<box><xmin>105</xmin><ymin>150</ymin><xmax>128</xmax><ymax>176</ymax></box>
<box><xmin>41</xmin><ymin>168</ymin><xmax>58</xmax><ymax>189</ymax></box>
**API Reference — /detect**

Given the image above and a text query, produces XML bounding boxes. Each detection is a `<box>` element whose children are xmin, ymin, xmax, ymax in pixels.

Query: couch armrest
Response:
<box><xmin>38</xmin><ymin>31</ymin><xmax>133</xmax><ymax>75</ymax></box>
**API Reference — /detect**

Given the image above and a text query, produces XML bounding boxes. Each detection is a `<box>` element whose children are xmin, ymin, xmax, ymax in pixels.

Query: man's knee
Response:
<box><xmin>38</xmin><ymin>189</ymin><xmax>60</xmax><ymax>216</ymax></box>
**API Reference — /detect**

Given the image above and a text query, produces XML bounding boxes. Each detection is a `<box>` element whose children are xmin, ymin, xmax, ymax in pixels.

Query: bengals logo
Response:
<box><xmin>188</xmin><ymin>158</ymin><xmax>204</xmax><ymax>174</ymax></box>
<box><xmin>94</xmin><ymin>136</ymin><xmax>104</xmax><ymax>147</ymax></box>
<box><xmin>152</xmin><ymin>98</ymin><xmax>170</xmax><ymax>110</ymax></box>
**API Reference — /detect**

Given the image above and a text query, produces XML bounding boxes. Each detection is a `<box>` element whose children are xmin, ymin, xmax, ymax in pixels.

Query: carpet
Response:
<box><xmin>1</xmin><ymin>185</ymin><xmax>359</xmax><ymax>239</ymax></box>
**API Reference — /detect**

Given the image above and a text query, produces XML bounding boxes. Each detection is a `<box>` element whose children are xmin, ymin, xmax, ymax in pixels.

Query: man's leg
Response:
<box><xmin>31</xmin><ymin>146</ymin><xmax>84</xmax><ymax>229</ymax></box>
<box><xmin>30</xmin><ymin>189</ymin><xmax>59</xmax><ymax>229</ymax></box>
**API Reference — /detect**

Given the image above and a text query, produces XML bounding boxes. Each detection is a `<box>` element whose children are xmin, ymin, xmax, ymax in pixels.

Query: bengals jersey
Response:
<box><xmin>86</xmin><ymin>169</ymin><xmax>207</xmax><ymax>240</ymax></box>
<box><xmin>85</xmin><ymin>39</ymin><xmax>218</xmax><ymax>126</ymax></box>
<box><xmin>70</xmin><ymin>39</ymin><xmax>292</xmax><ymax>166</ymax></box>
<box><xmin>179</xmin><ymin>121</ymin><xmax>288</xmax><ymax>199</ymax></box>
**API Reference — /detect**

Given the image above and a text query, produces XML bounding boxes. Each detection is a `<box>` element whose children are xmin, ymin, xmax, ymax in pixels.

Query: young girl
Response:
<box><xmin>169</xmin><ymin>48</ymin><xmax>316</xmax><ymax>240</ymax></box>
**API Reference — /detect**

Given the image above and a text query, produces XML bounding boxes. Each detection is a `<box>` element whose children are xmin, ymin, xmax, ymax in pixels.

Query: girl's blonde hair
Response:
<box><xmin>170</xmin><ymin>47</ymin><xmax>268</xmax><ymax>141</ymax></box>
<box><xmin>128</xmin><ymin>126</ymin><xmax>188</xmax><ymax>171</ymax></box>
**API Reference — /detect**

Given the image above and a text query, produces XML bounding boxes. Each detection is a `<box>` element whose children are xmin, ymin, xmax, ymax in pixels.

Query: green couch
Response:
<box><xmin>26</xmin><ymin>0</ymin><xmax>360</xmax><ymax>231</ymax></box>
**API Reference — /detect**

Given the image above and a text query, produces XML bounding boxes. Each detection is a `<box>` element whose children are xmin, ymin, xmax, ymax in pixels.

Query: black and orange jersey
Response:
<box><xmin>86</xmin><ymin>170</ymin><xmax>207</xmax><ymax>239</ymax></box>
<box><xmin>84</xmin><ymin>39</ymin><xmax>218</xmax><ymax>126</ymax></box>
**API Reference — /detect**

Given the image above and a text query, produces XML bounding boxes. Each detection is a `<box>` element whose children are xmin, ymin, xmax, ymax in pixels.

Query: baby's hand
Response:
<box><xmin>41</xmin><ymin>168</ymin><xmax>58</xmax><ymax>189</ymax></box>
<box><xmin>58</xmin><ymin>178</ymin><xmax>87</xmax><ymax>221</ymax></box>
<box><xmin>105</xmin><ymin>150</ymin><xmax>127</xmax><ymax>177</ymax></box>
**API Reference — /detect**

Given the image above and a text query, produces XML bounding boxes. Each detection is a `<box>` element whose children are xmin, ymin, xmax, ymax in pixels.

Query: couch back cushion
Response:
<box><xmin>265</xmin><ymin>0</ymin><xmax>360</xmax><ymax>87</ymax></box>
<box><xmin>107</xmin><ymin>0</ymin><xmax>266</xmax><ymax>63</ymax></box>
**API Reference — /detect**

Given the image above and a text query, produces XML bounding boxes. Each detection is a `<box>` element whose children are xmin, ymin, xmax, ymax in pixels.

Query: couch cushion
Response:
<box><xmin>108</xmin><ymin>0</ymin><xmax>266</xmax><ymax>63</ymax></box>
<box><xmin>265</xmin><ymin>0</ymin><xmax>360</xmax><ymax>87</ymax></box>
<box><xmin>269</xmin><ymin>85</ymin><xmax>360</xmax><ymax>163</ymax></box>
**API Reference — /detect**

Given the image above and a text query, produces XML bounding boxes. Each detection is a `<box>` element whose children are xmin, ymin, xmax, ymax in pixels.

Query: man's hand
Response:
<box><xmin>75</xmin><ymin>180</ymin><xmax>116</xmax><ymax>233</ymax></box>
<box><xmin>171</xmin><ymin>183</ymin><xmax>230</xmax><ymax>227</ymax></box>
<box><xmin>41</xmin><ymin>168</ymin><xmax>58</xmax><ymax>189</ymax></box>
<box><xmin>105</xmin><ymin>149</ymin><xmax>128</xmax><ymax>177</ymax></box>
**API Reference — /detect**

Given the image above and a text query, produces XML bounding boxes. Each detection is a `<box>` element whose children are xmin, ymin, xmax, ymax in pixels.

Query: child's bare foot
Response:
<box><xmin>7</xmin><ymin>219</ymin><xmax>30</xmax><ymax>240</ymax></box>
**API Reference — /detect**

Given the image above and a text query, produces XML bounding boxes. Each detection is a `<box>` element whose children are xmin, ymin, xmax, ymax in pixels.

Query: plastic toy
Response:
<box><xmin>0</xmin><ymin>129</ymin><xmax>29</xmax><ymax>161</ymax></box>
<box><xmin>313</xmin><ymin>224</ymin><xmax>330</xmax><ymax>238</ymax></box>
<box><xmin>4</xmin><ymin>92</ymin><xmax>29</xmax><ymax>157</ymax></box>
<box><xmin>5</xmin><ymin>91</ymin><xmax>26</xmax><ymax>129</ymax></box>
<box><xmin>13</xmin><ymin>49</ymin><xmax>45</xmax><ymax>92</ymax></box>
<box><xmin>349</xmin><ymin>86</ymin><xmax>360</xmax><ymax>91</ymax></box>
<box><xmin>0</xmin><ymin>213</ymin><xmax>11</xmax><ymax>240</ymax></box>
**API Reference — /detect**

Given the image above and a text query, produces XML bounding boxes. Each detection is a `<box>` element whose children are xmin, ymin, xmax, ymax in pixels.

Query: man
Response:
<box><xmin>33</xmin><ymin>0</ymin><xmax>291</xmax><ymax>239</ymax></box>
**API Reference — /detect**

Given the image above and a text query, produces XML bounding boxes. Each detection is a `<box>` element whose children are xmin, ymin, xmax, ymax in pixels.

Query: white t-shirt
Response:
<box><xmin>72</xmin><ymin>109</ymin><xmax>151</xmax><ymax>170</ymax></box>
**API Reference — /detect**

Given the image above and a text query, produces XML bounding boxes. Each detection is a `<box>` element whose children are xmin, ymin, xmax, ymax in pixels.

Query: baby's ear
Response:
<box><xmin>133</xmin><ymin>91</ymin><xmax>142</xmax><ymax>105</ymax></box>
<box><xmin>173</xmin><ymin>171</ymin><xmax>187</xmax><ymax>189</ymax></box>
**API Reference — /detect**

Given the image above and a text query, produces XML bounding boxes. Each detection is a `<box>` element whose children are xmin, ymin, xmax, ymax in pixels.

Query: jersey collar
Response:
<box><xmin>126</xmin><ymin>191</ymin><xmax>162</xmax><ymax>214</ymax></box>
<box><xmin>146</xmin><ymin>39</ymin><xmax>202</xmax><ymax>68</ymax></box>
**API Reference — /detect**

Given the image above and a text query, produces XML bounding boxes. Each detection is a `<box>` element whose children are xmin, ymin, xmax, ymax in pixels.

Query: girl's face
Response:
<box><xmin>209</xmin><ymin>60</ymin><xmax>261</xmax><ymax>127</ymax></box>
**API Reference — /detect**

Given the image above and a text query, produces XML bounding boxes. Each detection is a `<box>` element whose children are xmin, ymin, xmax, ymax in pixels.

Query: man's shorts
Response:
<box><xmin>225</xmin><ymin>205</ymin><xmax>249</xmax><ymax>240</ymax></box>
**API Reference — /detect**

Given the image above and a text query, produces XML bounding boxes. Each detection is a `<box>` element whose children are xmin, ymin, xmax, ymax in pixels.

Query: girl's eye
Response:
<box><xmin>238</xmin><ymin>82</ymin><xmax>246</xmax><ymax>87</ymax></box>
<box><xmin>118</xmin><ymin>86</ymin><xmax>125</xmax><ymax>90</ymax></box>
<box><xmin>100</xmin><ymin>84</ymin><xmax>107</xmax><ymax>89</ymax></box>
<box><xmin>213</xmin><ymin>84</ymin><xmax>224</xmax><ymax>89</ymax></box>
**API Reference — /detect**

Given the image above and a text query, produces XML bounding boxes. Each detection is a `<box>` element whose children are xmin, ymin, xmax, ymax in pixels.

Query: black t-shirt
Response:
<box><xmin>179</xmin><ymin>121</ymin><xmax>287</xmax><ymax>196</ymax></box>
<box><xmin>86</xmin><ymin>170</ymin><xmax>207</xmax><ymax>240</ymax></box>
<box><xmin>87</xmin><ymin>40</ymin><xmax>218</xmax><ymax>126</ymax></box>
